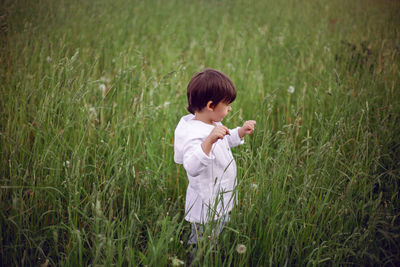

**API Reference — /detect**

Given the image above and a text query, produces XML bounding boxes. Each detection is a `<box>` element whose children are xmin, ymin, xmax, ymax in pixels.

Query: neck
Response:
<box><xmin>194</xmin><ymin>112</ymin><xmax>214</xmax><ymax>125</ymax></box>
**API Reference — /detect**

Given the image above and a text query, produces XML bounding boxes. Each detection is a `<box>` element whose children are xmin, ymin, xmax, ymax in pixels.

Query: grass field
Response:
<box><xmin>1</xmin><ymin>0</ymin><xmax>400</xmax><ymax>265</ymax></box>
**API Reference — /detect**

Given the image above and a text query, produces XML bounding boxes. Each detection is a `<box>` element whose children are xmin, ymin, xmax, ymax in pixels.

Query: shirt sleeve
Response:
<box><xmin>183</xmin><ymin>138</ymin><xmax>215</xmax><ymax>177</ymax></box>
<box><xmin>226</xmin><ymin>127</ymin><xmax>244</xmax><ymax>148</ymax></box>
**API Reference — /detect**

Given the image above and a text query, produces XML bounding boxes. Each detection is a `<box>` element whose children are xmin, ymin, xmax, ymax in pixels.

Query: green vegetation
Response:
<box><xmin>1</xmin><ymin>0</ymin><xmax>399</xmax><ymax>265</ymax></box>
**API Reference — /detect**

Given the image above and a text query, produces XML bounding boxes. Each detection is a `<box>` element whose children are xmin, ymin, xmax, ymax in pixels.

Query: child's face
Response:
<box><xmin>211</xmin><ymin>102</ymin><xmax>232</xmax><ymax>122</ymax></box>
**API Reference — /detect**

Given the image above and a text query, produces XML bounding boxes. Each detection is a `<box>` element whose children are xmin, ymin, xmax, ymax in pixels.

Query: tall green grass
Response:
<box><xmin>1</xmin><ymin>0</ymin><xmax>399</xmax><ymax>265</ymax></box>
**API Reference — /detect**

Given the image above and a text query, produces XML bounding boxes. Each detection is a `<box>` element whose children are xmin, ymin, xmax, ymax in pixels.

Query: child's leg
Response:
<box><xmin>214</xmin><ymin>213</ymin><xmax>230</xmax><ymax>237</ymax></box>
<box><xmin>187</xmin><ymin>223</ymin><xmax>203</xmax><ymax>264</ymax></box>
<box><xmin>188</xmin><ymin>213</ymin><xmax>230</xmax><ymax>245</ymax></box>
<box><xmin>188</xmin><ymin>222</ymin><xmax>203</xmax><ymax>245</ymax></box>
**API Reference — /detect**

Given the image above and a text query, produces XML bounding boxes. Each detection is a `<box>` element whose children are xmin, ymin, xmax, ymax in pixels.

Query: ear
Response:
<box><xmin>206</xmin><ymin>101</ymin><xmax>214</xmax><ymax>111</ymax></box>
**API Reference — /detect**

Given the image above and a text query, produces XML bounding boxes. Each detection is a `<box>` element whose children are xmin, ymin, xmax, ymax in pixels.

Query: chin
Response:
<box><xmin>213</xmin><ymin>116</ymin><xmax>225</xmax><ymax>123</ymax></box>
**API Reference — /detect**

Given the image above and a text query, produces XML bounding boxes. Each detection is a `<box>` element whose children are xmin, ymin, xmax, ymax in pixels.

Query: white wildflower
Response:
<box><xmin>236</xmin><ymin>244</ymin><xmax>247</xmax><ymax>254</ymax></box>
<box><xmin>46</xmin><ymin>56</ymin><xmax>52</xmax><ymax>63</ymax></box>
<box><xmin>278</xmin><ymin>35</ymin><xmax>284</xmax><ymax>45</ymax></box>
<box><xmin>250</xmin><ymin>183</ymin><xmax>258</xmax><ymax>190</ymax></box>
<box><xmin>257</xmin><ymin>25</ymin><xmax>268</xmax><ymax>35</ymax></box>
<box><xmin>163</xmin><ymin>101</ymin><xmax>170</xmax><ymax>108</ymax></box>
<box><xmin>99</xmin><ymin>84</ymin><xmax>106</xmax><ymax>94</ymax></box>
<box><xmin>88</xmin><ymin>106</ymin><xmax>98</xmax><ymax>123</ymax></box>
<box><xmin>227</xmin><ymin>62</ymin><xmax>236</xmax><ymax>71</ymax></box>
<box><xmin>64</xmin><ymin>160</ymin><xmax>70</xmax><ymax>168</ymax></box>
<box><xmin>169</xmin><ymin>256</ymin><xmax>184</xmax><ymax>266</ymax></box>
<box><xmin>287</xmin><ymin>85</ymin><xmax>295</xmax><ymax>94</ymax></box>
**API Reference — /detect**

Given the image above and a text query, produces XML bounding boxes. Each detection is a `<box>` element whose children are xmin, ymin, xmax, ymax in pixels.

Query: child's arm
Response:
<box><xmin>183</xmin><ymin>138</ymin><xmax>215</xmax><ymax>177</ymax></box>
<box><xmin>198</xmin><ymin>120</ymin><xmax>256</xmax><ymax>158</ymax></box>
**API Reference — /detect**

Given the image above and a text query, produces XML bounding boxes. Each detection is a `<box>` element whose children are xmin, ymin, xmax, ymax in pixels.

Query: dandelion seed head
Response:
<box><xmin>288</xmin><ymin>85</ymin><xmax>295</xmax><ymax>94</ymax></box>
<box><xmin>236</xmin><ymin>244</ymin><xmax>247</xmax><ymax>254</ymax></box>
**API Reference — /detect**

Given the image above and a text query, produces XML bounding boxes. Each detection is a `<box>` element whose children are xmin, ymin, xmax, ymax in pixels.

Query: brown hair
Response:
<box><xmin>187</xmin><ymin>68</ymin><xmax>236</xmax><ymax>114</ymax></box>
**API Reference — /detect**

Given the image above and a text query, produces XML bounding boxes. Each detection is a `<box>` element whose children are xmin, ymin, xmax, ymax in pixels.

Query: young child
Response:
<box><xmin>174</xmin><ymin>68</ymin><xmax>256</xmax><ymax>244</ymax></box>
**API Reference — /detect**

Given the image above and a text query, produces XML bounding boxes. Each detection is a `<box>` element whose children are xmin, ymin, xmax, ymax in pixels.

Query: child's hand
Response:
<box><xmin>201</xmin><ymin>125</ymin><xmax>230</xmax><ymax>155</ymax></box>
<box><xmin>207</xmin><ymin>125</ymin><xmax>230</xmax><ymax>144</ymax></box>
<box><xmin>239</xmin><ymin>120</ymin><xmax>256</xmax><ymax>138</ymax></box>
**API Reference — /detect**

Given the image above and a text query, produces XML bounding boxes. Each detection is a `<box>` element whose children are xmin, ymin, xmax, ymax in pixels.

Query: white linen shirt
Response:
<box><xmin>174</xmin><ymin>114</ymin><xmax>244</xmax><ymax>223</ymax></box>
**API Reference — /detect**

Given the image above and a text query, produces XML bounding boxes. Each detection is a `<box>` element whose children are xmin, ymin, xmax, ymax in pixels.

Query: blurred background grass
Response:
<box><xmin>1</xmin><ymin>0</ymin><xmax>399</xmax><ymax>265</ymax></box>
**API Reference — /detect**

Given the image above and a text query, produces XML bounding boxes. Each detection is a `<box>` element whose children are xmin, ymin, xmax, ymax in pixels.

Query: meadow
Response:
<box><xmin>1</xmin><ymin>0</ymin><xmax>399</xmax><ymax>265</ymax></box>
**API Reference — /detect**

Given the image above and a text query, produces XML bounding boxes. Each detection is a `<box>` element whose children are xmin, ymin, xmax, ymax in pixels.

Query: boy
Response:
<box><xmin>174</xmin><ymin>68</ymin><xmax>256</xmax><ymax>244</ymax></box>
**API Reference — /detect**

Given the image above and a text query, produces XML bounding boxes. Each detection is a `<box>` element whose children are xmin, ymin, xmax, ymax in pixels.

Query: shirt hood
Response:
<box><xmin>174</xmin><ymin>114</ymin><xmax>194</xmax><ymax>164</ymax></box>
